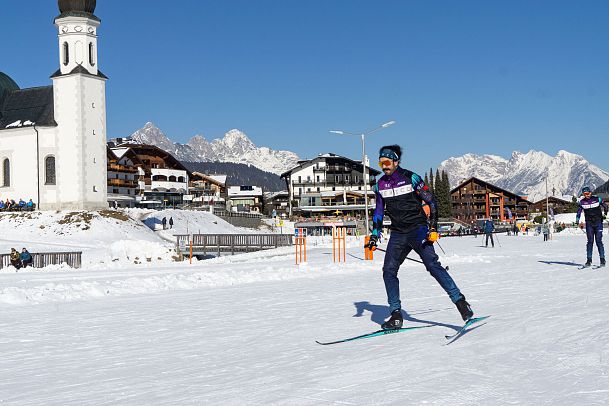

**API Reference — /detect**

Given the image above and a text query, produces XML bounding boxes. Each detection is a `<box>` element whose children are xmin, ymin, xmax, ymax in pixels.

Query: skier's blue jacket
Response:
<box><xmin>371</xmin><ymin>167</ymin><xmax>438</xmax><ymax>237</ymax></box>
<box><xmin>576</xmin><ymin>195</ymin><xmax>608</xmax><ymax>224</ymax></box>
<box><xmin>484</xmin><ymin>220</ymin><xmax>494</xmax><ymax>233</ymax></box>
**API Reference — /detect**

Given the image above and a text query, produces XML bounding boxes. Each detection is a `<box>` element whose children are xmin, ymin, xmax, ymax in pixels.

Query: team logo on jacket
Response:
<box><xmin>380</xmin><ymin>184</ymin><xmax>413</xmax><ymax>198</ymax></box>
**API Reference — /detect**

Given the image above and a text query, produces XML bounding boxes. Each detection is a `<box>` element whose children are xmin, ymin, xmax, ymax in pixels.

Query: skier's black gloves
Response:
<box><xmin>366</xmin><ymin>235</ymin><xmax>379</xmax><ymax>251</ymax></box>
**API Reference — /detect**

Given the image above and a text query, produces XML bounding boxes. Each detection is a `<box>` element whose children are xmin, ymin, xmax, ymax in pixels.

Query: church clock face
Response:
<box><xmin>74</xmin><ymin>26</ymin><xmax>83</xmax><ymax>32</ymax></box>
<box><xmin>88</xmin><ymin>27</ymin><xmax>95</xmax><ymax>34</ymax></box>
<box><xmin>61</xmin><ymin>26</ymin><xmax>69</xmax><ymax>33</ymax></box>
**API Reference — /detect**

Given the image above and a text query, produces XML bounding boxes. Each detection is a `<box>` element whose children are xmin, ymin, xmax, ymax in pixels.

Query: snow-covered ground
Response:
<box><xmin>1</xmin><ymin>231</ymin><xmax>608</xmax><ymax>404</ymax></box>
<box><xmin>0</xmin><ymin>209</ymin><xmax>261</xmax><ymax>270</ymax></box>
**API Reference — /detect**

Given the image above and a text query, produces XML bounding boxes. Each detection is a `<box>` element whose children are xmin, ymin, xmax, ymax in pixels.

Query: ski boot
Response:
<box><xmin>582</xmin><ymin>258</ymin><xmax>592</xmax><ymax>268</ymax></box>
<box><xmin>600</xmin><ymin>258</ymin><xmax>606</xmax><ymax>268</ymax></box>
<box><xmin>455</xmin><ymin>295</ymin><xmax>474</xmax><ymax>321</ymax></box>
<box><xmin>381</xmin><ymin>309</ymin><xmax>403</xmax><ymax>330</ymax></box>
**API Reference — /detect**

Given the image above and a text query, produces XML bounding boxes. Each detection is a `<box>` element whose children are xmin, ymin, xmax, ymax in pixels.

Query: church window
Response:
<box><xmin>2</xmin><ymin>159</ymin><xmax>9</xmax><ymax>187</ymax></box>
<box><xmin>63</xmin><ymin>42</ymin><xmax>69</xmax><ymax>66</ymax></box>
<box><xmin>45</xmin><ymin>156</ymin><xmax>56</xmax><ymax>185</ymax></box>
<box><xmin>89</xmin><ymin>43</ymin><xmax>95</xmax><ymax>66</ymax></box>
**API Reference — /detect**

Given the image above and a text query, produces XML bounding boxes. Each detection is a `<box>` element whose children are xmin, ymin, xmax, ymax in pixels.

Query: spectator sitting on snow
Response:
<box><xmin>10</xmin><ymin>248</ymin><xmax>21</xmax><ymax>269</ymax></box>
<box><xmin>0</xmin><ymin>201</ymin><xmax>5</xmax><ymax>210</ymax></box>
<box><xmin>5</xmin><ymin>199</ymin><xmax>11</xmax><ymax>209</ymax></box>
<box><xmin>27</xmin><ymin>199</ymin><xmax>34</xmax><ymax>209</ymax></box>
<box><xmin>18</xmin><ymin>199</ymin><xmax>26</xmax><ymax>208</ymax></box>
<box><xmin>20</xmin><ymin>248</ymin><xmax>33</xmax><ymax>268</ymax></box>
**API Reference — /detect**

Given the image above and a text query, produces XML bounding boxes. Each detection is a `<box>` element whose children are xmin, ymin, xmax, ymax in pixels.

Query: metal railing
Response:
<box><xmin>0</xmin><ymin>251</ymin><xmax>82</xmax><ymax>269</ymax></box>
<box><xmin>175</xmin><ymin>234</ymin><xmax>292</xmax><ymax>256</ymax></box>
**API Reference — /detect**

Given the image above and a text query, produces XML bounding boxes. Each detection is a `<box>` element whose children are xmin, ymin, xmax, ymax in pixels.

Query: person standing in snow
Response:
<box><xmin>9</xmin><ymin>248</ymin><xmax>21</xmax><ymax>269</ymax></box>
<box><xmin>542</xmin><ymin>223</ymin><xmax>550</xmax><ymax>242</ymax></box>
<box><xmin>169</xmin><ymin>217</ymin><xmax>174</xmax><ymax>229</ymax></box>
<box><xmin>162</xmin><ymin>217</ymin><xmax>167</xmax><ymax>230</ymax></box>
<box><xmin>576</xmin><ymin>186</ymin><xmax>608</xmax><ymax>267</ymax></box>
<box><xmin>365</xmin><ymin>145</ymin><xmax>474</xmax><ymax>329</ymax></box>
<box><xmin>484</xmin><ymin>218</ymin><xmax>495</xmax><ymax>247</ymax></box>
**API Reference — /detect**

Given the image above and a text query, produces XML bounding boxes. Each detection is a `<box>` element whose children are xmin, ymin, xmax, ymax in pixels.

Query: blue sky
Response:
<box><xmin>3</xmin><ymin>1</ymin><xmax>609</xmax><ymax>174</ymax></box>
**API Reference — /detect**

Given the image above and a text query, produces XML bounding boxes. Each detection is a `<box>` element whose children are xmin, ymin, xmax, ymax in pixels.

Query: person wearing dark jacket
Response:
<box><xmin>484</xmin><ymin>219</ymin><xmax>495</xmax><ymax>247</ymax></box>
<box><xmin>9</xmin><ymin>248</ymin><xmax>21</xmax><ymax>269</ymax></box>
<box><xmin>20</xmin><ymin>248</ymin><xmax>33</xmax><ymax>268</ymax></box>
<box><xmin>169</xmin><ymin>217</ymin><xmax>174</xmax><ymax>229</ymax></box>
<box><xmin>365</xmin><ymin>145</ymin><xmax>474</xmax><ymax>329</ymax></box>
<box><xmin>162</xmin><ymin>217</ymin><xmax>167</xmax><ymax>230</ymax></box>
<box><xmin>576</xmin><ymin>186</ymin><xmax>608</xmax><ymax>267</ymax></box>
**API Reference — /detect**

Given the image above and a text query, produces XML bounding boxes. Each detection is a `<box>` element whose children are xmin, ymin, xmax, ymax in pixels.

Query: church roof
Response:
<box><xmin>0</xmin><ymin>86</ymin><xmax>56</xmax><ymax>131</ymax></box>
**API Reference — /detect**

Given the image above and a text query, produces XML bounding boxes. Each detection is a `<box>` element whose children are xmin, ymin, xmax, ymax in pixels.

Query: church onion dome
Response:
<box><xmin>56</xmin><ymin>0</ymin><xmax>100</xmax><ymax>21</ymax></box>
<box><xmin>0</xmin><ymin>72</ymin><xmax>20</xmax><ymax>94</ymax></box>
<box><xmin>58</xmin><ymin>0</ymin><xmax>96</xmax><ymax>13</ymax></box>
<box><xmin>0</xmin><ymin>72</ymin><xmax>19</xmax><ymax>107</ymax></box>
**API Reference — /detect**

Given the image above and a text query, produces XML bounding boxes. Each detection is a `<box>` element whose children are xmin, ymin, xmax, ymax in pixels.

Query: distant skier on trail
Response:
<box><xmin>364</xmin><ymin>145</ymin><xmax>475</xmax><ymax>330</ymax></box>
<box><xmin>576</xmin><ymin>186</ymin><xmax>608</xmax><ymax>268</ymax></box>
<box><xmin>484</xmin><ymin>218</ymin><xmax>495</xmax><ymax>247</ymax></box>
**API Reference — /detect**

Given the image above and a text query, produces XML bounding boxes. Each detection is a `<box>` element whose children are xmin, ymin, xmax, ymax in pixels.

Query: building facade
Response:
<box><xmin>107</xmin><ymin>147</ymin><xmax>143</xmax><ymax>208</ymax></box>
<box><xmin>0</xmin><ymin>0</ymin><xmax>108</xmax><ymax>210</ymax></box>
<box><xmin>451</xmin><ymin>177</ymin><xmax>532</xmax><ymax>223</ymax></box>
<box><xmin>189</xmin><ymin>172</ymin><xmax>227</xmax><ymax>212</ymax></box>
<box><xmin>227</xmin><ymin>185</ymin><xmax>263</xmax><ymax>213</ymax></box>
<box><xmin>280</xmin><ymin>153</ymin><xmax>380</xmax><ymax>218</ymax></box>
<box><xmin>530</xmin><ymin>196</ymin><xmax>574</xmax><ymax>216</ymax></box>
<box><xmin>110</xmin><ymin>143</ymin><xmax>190</xmax><ymax>208</ymax></box>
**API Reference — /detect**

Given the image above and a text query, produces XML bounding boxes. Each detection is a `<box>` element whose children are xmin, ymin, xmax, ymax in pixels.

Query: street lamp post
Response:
<box><xmin>330</xmin><ymin>120</ymin><xmax>396</xmax><ymax>234</ymax></box>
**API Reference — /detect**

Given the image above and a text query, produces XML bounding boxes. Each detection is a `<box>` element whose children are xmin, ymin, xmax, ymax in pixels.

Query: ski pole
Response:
<box><xmin>495</xmin><ymin>232</ymin><xmax>502</xmax><ymax>248</ymax></box>
<box><xmin>374</xmin><ymin>247</ymin><xmax>423</xmax><ymax>265</ymax></box>
<box><xmin>436</xmin><ymin>241</ymin><xmax>447</xmax><ymax>255</ymax></box>
<box><xmin>371</xmin><ymin>247</ymin><xmax>449</xmax><ymax>270</ymax></box>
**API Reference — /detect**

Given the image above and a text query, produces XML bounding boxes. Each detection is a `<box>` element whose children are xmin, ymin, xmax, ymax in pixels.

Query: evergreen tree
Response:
<box><xmin>429</xmin><ymin>168</ymin><xmax>434</xmax><ymax>193</ymax></box>
<box><xmin>442</xmin><ymin>170</ymin><xmax>453</xmax><ymax>217</ymax></box>
<box><xmin>424</xmin><ymin>173</ymin><xmax>429</xmax><ymax>186</ymax></box>
<box><xmin>569</xmin><ymin>196</ymin><xmax>580</xmax><ymax>213</ymax></box>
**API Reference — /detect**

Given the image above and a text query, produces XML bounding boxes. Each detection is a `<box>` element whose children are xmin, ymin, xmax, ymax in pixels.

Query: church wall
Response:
<box><xmin>0</xmin><ymin>127</ymin><xmax>58</xmax><ymax>206</ymax></box>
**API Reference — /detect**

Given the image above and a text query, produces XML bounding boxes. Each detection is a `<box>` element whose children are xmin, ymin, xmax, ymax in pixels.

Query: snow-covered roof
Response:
<box><xmin>209</xmin><ymin>175</ymin><xmax>227</xmax><ymax>185</ymax></box>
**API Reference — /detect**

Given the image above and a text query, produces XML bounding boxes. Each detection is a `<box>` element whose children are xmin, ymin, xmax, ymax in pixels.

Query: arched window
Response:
<box><xmin>177</xmin><ymin>176</ymin><xmax>185</xmax><ymax>183</ymax></box>
<box><xmin>168</xmin><ymin>175</ymin><xmax>177</xmax><ymax>182</ymax></box>
<box><xmin>45</xmin><ymin>156</ymin><xmax>56</xmax><ymax>185</ymax></box>
<box><xmin>89</xmin><ymin>43</ymin><xmax>95</xmax><ymax>66</ymax></box>
<box><xmin>2</xmin><ymin>158</ymin><xmax>10</xmax><ymax>187</ymax></box>
<box><xmin>63</xmin><ymin>42</ymin><xmax>69</xmax><ymax>66</ymax></box>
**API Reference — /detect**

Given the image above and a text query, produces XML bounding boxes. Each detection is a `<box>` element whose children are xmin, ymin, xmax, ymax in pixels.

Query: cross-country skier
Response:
<box><xmin>576</xmin><ymin>186</ymin><xmax>608</xmax><ymax>268</ymax></box>
<box><xmin>365</xmin><ymin>145</ymin><xmax>474</xmax><ymax>329</ymax></box>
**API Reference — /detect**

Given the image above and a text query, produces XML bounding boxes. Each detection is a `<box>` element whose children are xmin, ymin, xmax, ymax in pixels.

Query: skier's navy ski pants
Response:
<box><xmin>382</xmin><ymin>225</ymin><xmax>462</xmax><ymax>313</ymax></box>
<box><xmin>585</xmin><ymin>221</ymin><xmax>605</xmax><ymax>259</ymax></box>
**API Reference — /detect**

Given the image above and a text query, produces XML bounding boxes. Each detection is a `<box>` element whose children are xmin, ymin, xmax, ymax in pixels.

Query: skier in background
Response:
<box><xmin>365</xmin><ymin>145</ymin><xmax>474</xmax><ymax>330</ymax></box>
<box><xmin>484</xmin><ymin>218</ymin><xmax>495</xmax><ymax>247</ymax></box>
<box><xmin>576</xmin><ymin>186</ymin><xmax>608</xmax><ymax>267</ymax></box>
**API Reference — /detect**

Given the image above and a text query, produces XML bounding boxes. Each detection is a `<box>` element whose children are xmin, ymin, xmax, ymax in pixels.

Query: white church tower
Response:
<box><xmin>50</xmin><ymin>0</ymin><xmax>108</xmax><ymax>209</ymax></box>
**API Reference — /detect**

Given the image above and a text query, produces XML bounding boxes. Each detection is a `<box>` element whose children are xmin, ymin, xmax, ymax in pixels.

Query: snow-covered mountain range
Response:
<box><xmin>127</xmin><ymin>123</ymin><xmax>300</xmax><ymax>175</ymax></box>
<box><xmin>438</xmin><ymin>150</ymin><xmax>609</xmax><ymax>202</ymax></box>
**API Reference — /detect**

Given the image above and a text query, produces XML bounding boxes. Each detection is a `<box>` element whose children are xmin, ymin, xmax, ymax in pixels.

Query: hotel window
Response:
<box><xmin>2</xmin><ymin>158</ymin><xmax>9</xmax><ymax>187</ymax></box>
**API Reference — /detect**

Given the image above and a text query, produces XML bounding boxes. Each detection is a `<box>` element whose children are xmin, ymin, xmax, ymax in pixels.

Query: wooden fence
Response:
<box><xmin>175</xmin><ymin>234</ymin><xmax>292</xmax><ymax>256</ymax></box>
<box><xmin>0</xmin><ymin>252</ymin><xmax>82</xmax><ymax>269</ymax></box>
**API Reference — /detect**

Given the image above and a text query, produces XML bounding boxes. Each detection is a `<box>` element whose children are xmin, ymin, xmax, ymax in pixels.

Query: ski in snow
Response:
<box><xmin>316</xmin><ymin>325</ymin><xmax>434</xmax><ymax>346</ymax></box>
<box><xmin>444</xmin><ymin>315</ymin><xmax>491</xmax><ymax>344</ymax></box>
<box><xmin>593</xmin><ymin>264</ymin><xmax>605</xmax><ymax>270</ymax></box>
